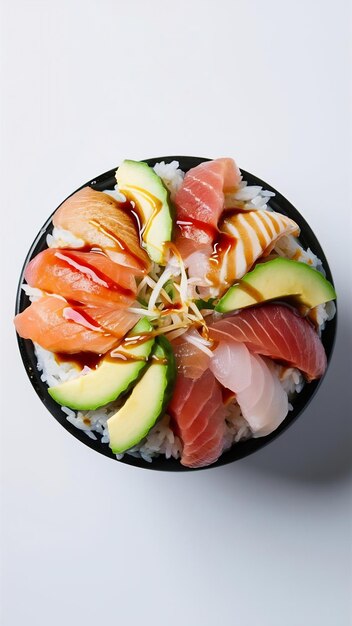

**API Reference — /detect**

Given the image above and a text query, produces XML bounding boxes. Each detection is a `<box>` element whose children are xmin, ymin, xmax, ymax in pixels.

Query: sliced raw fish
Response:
<box><xmin>175</xmin><ymin>158</ymin><xmax>241</xmax><ymax>257</ymax></box>
<box><xmin>210</xmin><ymin>339</ymin><xmax>289</xmax><ymax>437</ymax></box>
<box><xmin>53</xmin><ymin>187</ymin><xmax>150</xmax><ymax>273</ymax></box>
<box><xmin>25</xmin><ymin>248</ymin><xmax>137</xmax><ymax>309</ymax></box>
<box><xmin>209</xmin><ymin>341</ymin><xmax>252</xmax><ymax>393</ymax></box>
<box><xmin>168</xmin><ymin>369</ymin><xmax>226</xmax><ymax>468</ymax></box>
<box><xmin>209</xmin><ymin>304</ymin><xmax>327</xmax><ymax>381</ymax></box>
<box><xmin>14</xmin><ymin>296</ymin><xmax>119</xmax><ymax>354</ymax></box>
<box><xmin>79</xmin><ymin>306</ymin><xmax>139</xmax><ymax>338</ymax></box>
<box><xmin>172</xmin><ymin>331</ymin><xmax>210</xmax><ymax>379</ymax></box>
<box><xmin>214</xmin><ymin>209</ymin><xmax>300</xmax><ymax>285</ymax></box>
<box><xmin>236</xmin><ymin>353</ymin><xmax>288</xmax><ymax>437</ymax></box>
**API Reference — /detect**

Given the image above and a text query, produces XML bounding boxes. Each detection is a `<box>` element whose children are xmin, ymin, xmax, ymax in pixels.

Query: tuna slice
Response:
<box><xmin>168</xmin><ymin>369</ymin><xmax>226</xmax><ymax>468</ymax></box>
<box><xmin>25</xmin><ymin>248</ymin><xmax>137</xmax><ymax>309</ymax></box>
<box><xmin>210</xmin><ymin>342</ymin><xmax>288</xmax><ymax>437</ymax></box>
<box><xmin>172</xmin><ymin>330</ymin><xmax>210</xmax><ymax>379</ymax></box>
<box><xmin>174</xmin><ymin>158</ymin><xmax>242</xmax><ymax>259</ymax></box>
<box><xmin>209</xmin><ymin>304</ymin><xmax>327</xmax><ymax>381</ymax></box>
<box><xmin>14</xmin><ymin>296</ymin><xmax>121</xmax><ymax>354</ymax></box>
<box><xmin>53</xmin><ymin>187</ymin><xmax>151</xmax><ymax>273</ymax></box>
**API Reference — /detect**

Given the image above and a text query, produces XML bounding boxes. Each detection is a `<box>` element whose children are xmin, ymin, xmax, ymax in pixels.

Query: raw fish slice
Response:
<box><xmin>25</xmin><ymin>249</ymin><xmax>137</xmax><ymax>309</ymax></box>
<box><xmin>79</xmin><ymin>306</ymin><xmax>139</xmax><ymax>339</ymax></box>
<box><xmin>175</xmin><ymin>158</ymin><xmax>241</xmax><ymax>255</ymax></box>
<box><xmin>209</xmin><ymin>341</ymin><xmax>252</xmax><ymax>393</ymax></box>
<box><xmin>182</xmin><ymin>409</ymin><xmax>226</xmax><ymax>468</ymax></box>
<box><xmin>217</xmin><ymin>210</ymin><xmax>300</xmax><ymax>283</ymax></box>
<box><xmin>167</xmin><ymin>370</ymin><xmax>196</xmax><ymax>418</ymax></box>
<box><xmin>174</xmin><ymin>377</ymin><xmax>221</xmax><ymax>442</ymax></box>
<box><xmin>209</xmin><ymin>304</ymin><xmax>327</xmax><ymax>380</ymax></box>
<box><xmin>53</xmin><ymin>187</ymin><xmax>150</xmax><ymax>273</ymax></box>
<box><xmin>168</xmin><ymin>369</ymin><xmax>226</xmax><ymax>468</ymax></box>
<box><xmin>172</xmin><ymin>332</ymin><xmax>210</xmax><ymax>379</ymax></box>
<box><xmin>236</xmin><ymin>354</ymin><xmax>288</xmax><ymax>437</ymax></box>
<box><xmin>14</xmin><ymin>296</ymin><xmax>119</xmax><ymax>354</ymax></box>
<box><xmin>184</xmin><ymin>248</ymin><xmax>213</xmax><ymax>282</ymax></box>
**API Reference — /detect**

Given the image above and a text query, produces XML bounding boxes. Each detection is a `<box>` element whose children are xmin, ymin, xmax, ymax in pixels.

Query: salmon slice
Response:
<box><xmin>174</xmin><ymin>158</ymin><xmax>241</xmax><ymax>257</ymax></box>
<box><xmin>25</xmin><ymin>249</ymin><xmax>137</xmax><ymax>309</ymax></box>
<box><xmin>14</xmin><ymin>296</ymin><xmax>119</xmax><ymax>354</ymax></box>
<box><xmin>172</xmin><ymin>330</ymin><xmax>210</xmax><ymax>379</ymax></box>
<box><xmin>53</xmin><ymin>187</ymin><xmax>151</xmax><ymax>273</ymax></box>
<box><xmin>79</xmin><ymin>306</ymin><xmax>140</xmax><ymax>338</ymax></box>
<box><xmin>209</xmin><ymin>304</ymin><xmax>327</xmax><ymax>381</ymax></box>
<box><xmin>168</xmin><ymin>369</ymin><xmax>226</xmax><ymax>468</ymax></box>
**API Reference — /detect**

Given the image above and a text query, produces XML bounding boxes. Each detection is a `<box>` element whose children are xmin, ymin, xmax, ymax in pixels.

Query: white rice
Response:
<box><xmin>28</xmin><ymin>161</ymin><xmax>336</xmax><ymax>463</ymax></box>
<box><xmin>47</xmin><ymin>227</ymin><xmax>85</xmax><ymax>250</ymax></box>
<box><xmin>153</xmin><ymin>161</ymin><xmax>185</xmax><ymax>200</ymax></box>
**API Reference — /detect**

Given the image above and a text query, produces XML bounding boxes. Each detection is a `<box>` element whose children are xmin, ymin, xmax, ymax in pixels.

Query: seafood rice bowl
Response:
<box><xmin>15</xmin><ymin>156</ymin><xmax>337</xmax><ymax>469</ymax></box>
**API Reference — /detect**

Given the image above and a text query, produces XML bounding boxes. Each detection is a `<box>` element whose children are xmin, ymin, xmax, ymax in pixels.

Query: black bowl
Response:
<box><xmin>15</xmin><ymin>156</ymin><xmax>337</xmax><ymax>471</ymax></box>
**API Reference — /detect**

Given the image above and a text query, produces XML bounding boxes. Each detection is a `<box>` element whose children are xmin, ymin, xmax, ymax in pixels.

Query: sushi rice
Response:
<box><xmin>24</xmin><ymin>161</ymin><xmax>336</xmax><ymax>463</ymax></box>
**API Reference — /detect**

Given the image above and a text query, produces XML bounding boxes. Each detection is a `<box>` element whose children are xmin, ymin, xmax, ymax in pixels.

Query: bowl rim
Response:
<box><xmin>15</xmin><ymin>155</ymin><xmax>337</xmax><ymax>471</ymax></box>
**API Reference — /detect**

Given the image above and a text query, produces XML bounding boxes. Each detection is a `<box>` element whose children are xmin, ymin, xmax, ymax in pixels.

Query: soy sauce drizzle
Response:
<box><xmin>176</xmin><ymin>218</ymin><xmax>218</xmax><ymax>242</ymax></box>
<box><xmin>54</xmin><ymin>350</ymin><xmax>169</xmax><ymax>369</ymax></box>
<box><xmin>233</xmin><ymin>279</ymin><xmax>264</xmax><ymax>302</ymax></box>
<box><xmin>62</xmin><ymin>306</ymin><xmax>104</xmax><ymax>332</ymax></box>
<box><xmin>88</xmin><ymin>219</ymin><xmax>148</xmax><ymax>272</ymax></box>
<box><xmin>55</xmin><ymin>351</ymin><xmax>102</xmax><ymax>370</ymax></box>
<box><xmin>55</xmin><ymin>249</ymin><xmax>135</xmax><ymax>298</ymax></box>
<box><xmin>221</xmin><ymin>387</ymin><xmax>236</xmax><ymax>405</ymax></box>
<box><xmin>106</xmin><ymin>351</ymin><xmax>147</xmax><ymax>363</ymax></box>
<box><xmin>121</xmin><ymin>185</ymin><xmax>163</xmax><ymax>240</ymax></box>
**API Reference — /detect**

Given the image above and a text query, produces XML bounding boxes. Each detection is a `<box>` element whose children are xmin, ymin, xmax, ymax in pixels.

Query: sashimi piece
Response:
<box><xmin>182</xmin><ymin>408</ymin><xmax>226</xmax><ymax>468</ymax></box>
<box><xmin>209</xmin><ymin>304</ymin><xmax>327</xmax><ymax>381</ymax></box>
<box><xmin>25</xmin><ymin>249</ymin><xmax>137</xmax><ymax>309</ymax></box>
<box><xmin>209</xmin><ymin>341</ymin><xmax>252</xmax><ymax>393</ymax></box>
<box><xmin>79</xmin><ymin>306</ymin><xmax>140</xmax><ymax>338</ymax></box>
<box><xmin>53</xmin><ymin>187</ymin><xmax>150</xmax><ymax>273</ymax></box>
<box><xmin>175</xmin><ymin>158</ymin><xmax>241</xmax><ymax>258</ymax></box>
<box><xmin>14</xmin><ymin>296</ymin><xmax>119</xmax><ymax>354</ymax></box>
<box><xmin>213</xmin><ymin>209</ymin><xmax>300</xmax><ymax>285</ymax></box>
<box><xmin>168</xmin><ymin>369</ymin><xmax>226</xmax><ymax>468</ymax></box>
<box><xmin>172</xmin><ymin>331</ymin><xmax>210</xmax><ymax>379</ymax></box>
<box><xmin>184</xmin><ymin>249</ymin><xmax>212</xmax><ymax>283</ymax></box>
<box><xmin>236</xmin><ymin>354</ymin><xmax>289</xmax><ymax>437</ymax></box>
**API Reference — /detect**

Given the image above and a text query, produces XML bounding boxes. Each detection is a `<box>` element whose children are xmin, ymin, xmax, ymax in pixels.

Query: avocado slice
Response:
<box><xmin>48</xmin><ymin>318</ymin><xmax>155</xmax><ymax>410</ymax></box>
<box><xmin>216</xmin><ymin>257</ymin><xmax>336</xmax><ymax>312</ymax></box>
<box><xmin>108</xmin><ymin>336</ymin><xmax>176</xmax><ymax>454</ymax></box>
<box><xmin>116</xmin><ymin>160</ymin><xmax>173</xmax><ymax>264</ymax></box>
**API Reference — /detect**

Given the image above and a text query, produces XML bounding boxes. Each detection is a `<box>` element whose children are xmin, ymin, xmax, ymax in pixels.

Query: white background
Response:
<box><xmin>1</xmin><ymin>1</ymin><xmax>351</xmax><ymax>625</ymax></box>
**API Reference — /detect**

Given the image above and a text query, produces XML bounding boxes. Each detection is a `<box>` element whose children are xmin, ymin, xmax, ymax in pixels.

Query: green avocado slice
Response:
<box><xmin>48</xmin><ymin>318</ymin><xmax>155</xmax><ymax>411</ymax></box>
<box><xmin>108</xmin><ymin>336</ymin><xmax>176</xmax><ymax>455</ymax></box>
<box><xmin>116</xmin><ymin>160</ymin><xmax>173</xmax><ymax>265</ymax></box>
<box><xmin>216</xmin><ymin>257</ymin><xmax>336</xmax><ymax>313</ymax></box>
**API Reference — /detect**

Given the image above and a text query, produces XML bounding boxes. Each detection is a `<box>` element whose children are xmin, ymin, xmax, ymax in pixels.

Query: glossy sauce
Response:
<box><xmin>176</xmin><ymin>218</ymin><xmax>218</xmax><ymax>242</ymax></box>
<box><xmin>62</xmin><ymin>306</ymin><xmax>104</xmax><ymax>332</ymax></box>
<box><xmin>107</xmin><ymin>351</ymin><xmax>147</xmax><ymax>363</ymax></box>
<box><xmin>55</xmin><ymin>249</ymin><xmax>135</xmax><ymax>298</ymax></box>
<box><xmin>221</xmin><ymin>387</ymin><xmax>236</xmax><ymax>405</ymax></box>
<box><xmin>233</xmin><ymin>279</ymin><xmax>264</xmax><ymax>302</ymax></box>
<box><xmin>55</xmin><ymin>351</ymin><xmax>103</xmax><ymax>370</ymax></box>
<box><xmin>160</xmin><ymin>301</ymin><xmax>183</xmax><ymax>316</ymax></box>
<box><xmin>121</xmin><ymin>185</ymin><xmax>163</xmax><ymax>240</ymax></box>
<box><xmin>88</xmin><ymin>219</ymin><xmax>148</xmax><ymax>272</ymax></box>
<box><xmin>208</xmin><ymin>232</ymin><xmax>238</xmax><ymax>287</ymax></box>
